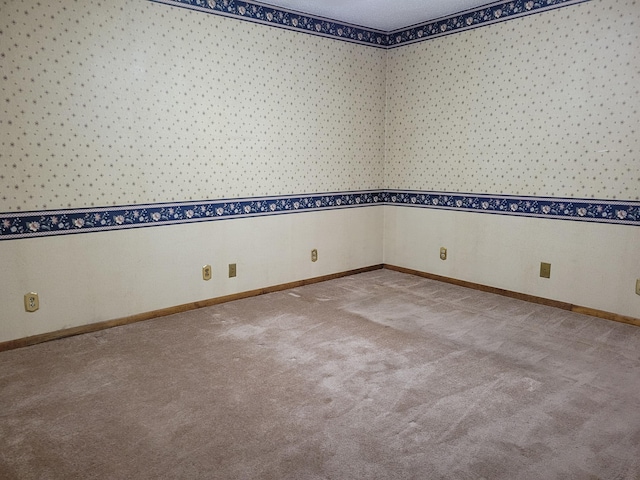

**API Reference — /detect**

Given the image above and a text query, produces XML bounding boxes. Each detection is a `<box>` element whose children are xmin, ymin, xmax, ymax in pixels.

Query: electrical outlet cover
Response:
<box><xmin>202</xmin><ymin>265</ymin><xmax>212</xmax><ymax>281</ymax></box>
<box><xmin>24</xmin><ymin>292</ymin><xmax>39</xmax><ymax>312</ymax></box>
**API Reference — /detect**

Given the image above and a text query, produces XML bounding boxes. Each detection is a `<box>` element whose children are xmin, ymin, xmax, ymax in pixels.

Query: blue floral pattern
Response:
<box><xmin>1</xmin><ymin>190</ymin><xmax>637</xmax><ymax>240</ymax></box>
<box><xmin>151</xmin><ymin>0</ymin><xmax>388</xmax><ymax>48</ymax></box>
<box><xmin>150</xmin><ymin>0</ymin><xmax>590</xmax><ymax>48</ymax></box>
<box><xmin>387</xmin><ymin>0</ymin><xmax>590</xmax><ymax>48</ymax></box>
<box><xmin>382</xmin><ymin>191</ymin><xmax>640</xmax><ymax>226</ymax></box>
<box><xmin>0</xmin><ymin>191</ymin><xmax>381</xmax><ymax>240</ymax></box>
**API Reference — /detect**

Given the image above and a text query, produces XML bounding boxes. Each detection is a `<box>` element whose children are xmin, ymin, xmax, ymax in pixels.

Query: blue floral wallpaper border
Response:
<box><xmin>0</xmin><ymin>191</ymin><xmax>381</xmax><ymax>241</ymax></box>
<box><xmin>150</xmin><ymin>0</ymin><xmax>388</xmax><ymax>48</ymax></box>
<box><xmin>1</xmin><ymin>191</ymin><xmax>638</xmax><ymax>240</ymax></box>
<box><xmin>149</xmin><ymin>0</ymin><xmax>590</xmax><ymax>48</ymax></box>
<box><xmin>387</xmin><ymin>0</ymin><xmax>589</xmax><ymax>48</ymax></box>
<box><xmin>383</xmin><ymin>191</ymin><xmax>640</xmax><ymax>226</ymax></box>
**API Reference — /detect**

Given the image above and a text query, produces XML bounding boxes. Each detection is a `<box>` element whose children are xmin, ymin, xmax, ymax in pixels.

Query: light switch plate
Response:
<box><xmin>540</xmin><ymin>262</ymin><xmax>551</xmax><ymax>279</ymax></box>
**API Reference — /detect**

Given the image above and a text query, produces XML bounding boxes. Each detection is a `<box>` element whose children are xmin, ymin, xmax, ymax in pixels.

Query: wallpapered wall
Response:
<box><xmin>385</xmin><ymin>0</ymin><xmax>639</xmax><ymax>200</ymax></box>
<box><xmin>382</xmin><ymin>0</ymin><xmax>639</xmax><ymax>321</ymax></box>
<box><xmin>0</xmin><ymin>0</ymin><xmax>386</xmax><ymax>213</ymax></box>
<box><xmin>0</xmin><ymin>0</ymin><xmax>638</xmax><ymax>344</ymax></box>
<box><xmin>2</xmin><ymin>0</ymin><xmax>638</xmax><ymax>214</ymax></box>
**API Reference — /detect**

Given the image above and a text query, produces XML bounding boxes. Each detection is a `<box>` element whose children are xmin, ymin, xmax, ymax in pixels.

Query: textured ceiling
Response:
<box><xmin>259</xmin><ymin>0</ymin><xmax>493</xmax><ymax>31</ymax></box>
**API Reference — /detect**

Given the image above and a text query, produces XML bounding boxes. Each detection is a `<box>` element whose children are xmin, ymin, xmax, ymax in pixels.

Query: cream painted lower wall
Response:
<box><xmin>383</xmin><ymin>206</ymin><xmax>640</xmax><ymax>319</ymax></box>
<box><xmin>3</xmin><ymin>204</ymin><xmax>638</xmax><ymax>344</ymax></box>
<box><xmin>0</xmin><ymin>207</ymin><xmax>383</xmax><ymax>343</ymax></box>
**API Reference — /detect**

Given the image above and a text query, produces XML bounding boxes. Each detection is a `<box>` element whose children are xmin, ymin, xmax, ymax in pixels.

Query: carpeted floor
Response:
<box><xmin>1</xmin><ymin>269</ymin><xmax>639</xmax><ymax>479</ymax></box>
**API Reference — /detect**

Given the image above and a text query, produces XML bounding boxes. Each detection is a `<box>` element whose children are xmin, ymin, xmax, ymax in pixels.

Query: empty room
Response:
<box><xmin>1</xmin><ymin>0</ymin><xmax>639</xmax><ymax>478</ymax></box>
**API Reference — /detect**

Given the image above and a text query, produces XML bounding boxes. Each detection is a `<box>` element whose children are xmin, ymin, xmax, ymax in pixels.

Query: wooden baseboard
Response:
<box><xmin>383</xmin><ymin>264</ymin><xmax>640</xmax><ymax>328</ymax></box>
<box><xmin>3</xmin><ymin>262</ymin><xmax>636</xmax><ymax>352</ymax></box>
<box><xmin>0</xmin><ymin>264</ymin><xmax>384</xmax><ymax>352</ymax></box>
<box><xmin>569</xmin><ymin>306</ymin><xmax>640</xmax><ymax>328</ymax></box>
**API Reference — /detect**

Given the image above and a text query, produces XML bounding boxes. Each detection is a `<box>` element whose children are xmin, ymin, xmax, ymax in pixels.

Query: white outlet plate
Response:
<box><xmin>636</xmin><ymin>279</ymin><xmax>640</xmax><ymax>296</ymax></box>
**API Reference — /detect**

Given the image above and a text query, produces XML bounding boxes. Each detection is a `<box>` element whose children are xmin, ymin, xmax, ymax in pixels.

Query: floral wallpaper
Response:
<box><xmin>385</xmin><ymin>0</ymin><xmax>640</xmax><ymax>201</ymax></box>
<box><xmin>1</xmin><ymin>0</ymin><xmax>638</xmax><ymax>241</ymax></box>
<box><xmin>0</xmin><ymin>0</ymin><xmax>386</xmax><ymax>213</ymax></box>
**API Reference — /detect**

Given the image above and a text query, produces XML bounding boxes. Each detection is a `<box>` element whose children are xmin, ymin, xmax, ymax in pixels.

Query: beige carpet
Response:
<box><xmin>1</xmin><ymin>269</ymin><xmax>639</xmax><ymax>479</ymax></box>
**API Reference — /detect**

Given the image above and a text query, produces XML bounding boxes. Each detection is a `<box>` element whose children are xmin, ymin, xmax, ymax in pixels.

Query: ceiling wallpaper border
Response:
<box><xmin>2</xmin><ymin>191</ymin><xmax>638</xmax><ymax>241</ymax></box>
<box><xmin>149</xmin><ymin>0</ymin><xmax>389</xmax><ymax>48</ymax></box>
<box><xmin>386</xmin><ymin>0</ymin><xmax>590</xmax><ymax>48</ymax></box>
<box><xmin>149</xmin><ymin>0</ymin><xmax>591</xmax><ymax>48</ymax></box>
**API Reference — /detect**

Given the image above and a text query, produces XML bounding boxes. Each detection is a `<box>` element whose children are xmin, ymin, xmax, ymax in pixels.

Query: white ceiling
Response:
<box><xmin>258</xmin><ymin>0</ymin><xmax>494</xmax><ymax>32</ymax></box>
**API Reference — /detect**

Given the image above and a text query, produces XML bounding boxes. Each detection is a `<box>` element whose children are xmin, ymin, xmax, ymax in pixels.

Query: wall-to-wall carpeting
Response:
<box><xmin>1</xmin><ymin>269</ymin><xmax>638</xmax><ymax>479</ymax></box>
